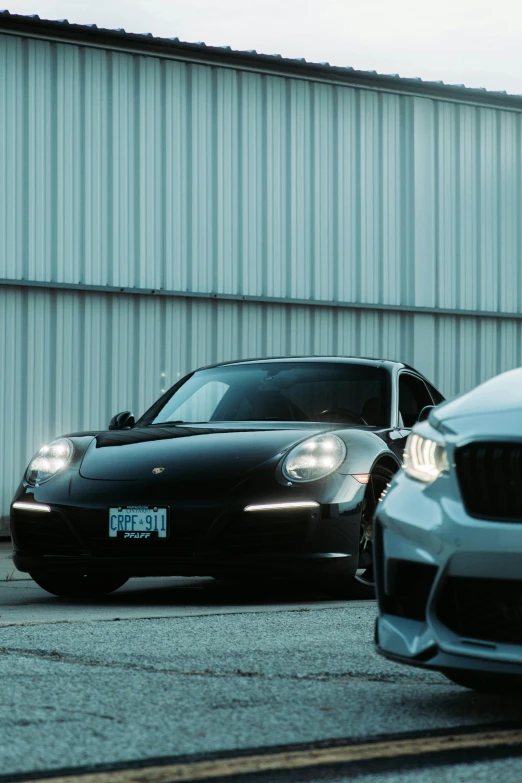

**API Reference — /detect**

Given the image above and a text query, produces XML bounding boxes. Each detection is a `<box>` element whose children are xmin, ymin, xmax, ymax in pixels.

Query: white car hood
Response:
<box><xmin>432</xmin><ymin>367</ymin><xmax>522</xmax><ymax>437</ymax></box>
<box><xmin>436</xmin><ymin>408</ymin><xmax>522</xmax><ymax>440</ymax></box>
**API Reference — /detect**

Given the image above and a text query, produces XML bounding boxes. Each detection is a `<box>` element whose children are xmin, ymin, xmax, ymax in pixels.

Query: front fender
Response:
<box><xmin>336</xmin><ymin>430</ymin><xmax>400</xmax><ymax>475</ymax></box>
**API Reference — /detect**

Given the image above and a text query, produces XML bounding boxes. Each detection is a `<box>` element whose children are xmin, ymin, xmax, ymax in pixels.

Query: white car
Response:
<box><xmin>374</xmin><ymin>368</ymin><xmax>522</xmax><ymax>692</ymax></box>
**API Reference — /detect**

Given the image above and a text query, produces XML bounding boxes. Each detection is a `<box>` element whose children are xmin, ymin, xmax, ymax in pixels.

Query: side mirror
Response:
<box><xmin>418</xmin><ymin>405</ymin><xmax>434</xmax><ymax>423</ymax></box>
<box><xmin>108</xmin><ymin>411</ymin><xmax>135</xmax><ymax>430</ymax></box>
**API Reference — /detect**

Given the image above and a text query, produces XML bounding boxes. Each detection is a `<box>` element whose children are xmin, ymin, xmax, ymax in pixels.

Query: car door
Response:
<box><xmin>388</xmin><ymin>372</ymin><xmax>436</xmax><ymax>461</ymax></box>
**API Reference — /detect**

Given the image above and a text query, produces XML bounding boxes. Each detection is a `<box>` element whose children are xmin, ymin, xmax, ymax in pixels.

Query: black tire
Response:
<box><xmin>323</xmin><ymin>464</ymin><xmax>394</xmax><ymax>600</ymax></box>
<box><xmin>29</xmin><ymin>571</ymin><xmax>129</xmax><ymax>598</ymax></box>
<box><xmin>444</xmin><ymin>670</ymin><xmax>522</xmax><ymax>695</ymax></box>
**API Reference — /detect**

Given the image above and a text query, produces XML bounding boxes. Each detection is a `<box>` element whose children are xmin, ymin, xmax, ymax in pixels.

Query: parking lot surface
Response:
<box><xmin>2</xmin><ymin>543</ymin><xmax>522</xmax><ymax>782</ymax></box>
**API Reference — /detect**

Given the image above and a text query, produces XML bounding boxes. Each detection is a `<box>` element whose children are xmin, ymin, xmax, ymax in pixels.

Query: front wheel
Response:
<box><xmin>324</xmin><ymin>464</ymin><xmax>394</xmax><ymax>600</ymax></box>
<box><xmin>29</xmin><ymin>571</ymin><xmax>129</xmax><ymax>598</ymax></box>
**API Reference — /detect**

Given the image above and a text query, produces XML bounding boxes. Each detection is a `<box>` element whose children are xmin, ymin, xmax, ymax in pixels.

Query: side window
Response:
<box><xmin>426</xmin><ymin>382</ymin><xmax>445</xmax><ymax>406</ymax></box>
<box><xmin>398</xmin><ymin>374</ymin><xmax>433</xmax><ymax>428</ymax></box>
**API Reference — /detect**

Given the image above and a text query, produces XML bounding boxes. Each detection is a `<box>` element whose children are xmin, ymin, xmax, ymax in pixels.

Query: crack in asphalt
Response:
<box><xmin>0</xmin><ymin>702</ymin><xmax>119</xmax><ymax>727</ymax></box>
<box><xmin>0</xmin><ymin>603</ymin><xmax>371</xmax><ymax>629</ymax></box>
<box><xmin>0</xmin><ymin>647</ymin><xmax>443</xmax><ymax>685</ymax></box>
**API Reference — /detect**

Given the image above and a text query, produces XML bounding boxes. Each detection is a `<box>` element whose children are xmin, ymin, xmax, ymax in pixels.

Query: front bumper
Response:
<box><xmin>374</xmin><ymin>470</ymin><xmax>522</xmax><ymax>676</ymax></box>
<box><xmin>11</xmin><ymin>475</ymin><xmax>364</xmax><ymax>580</ymax></box>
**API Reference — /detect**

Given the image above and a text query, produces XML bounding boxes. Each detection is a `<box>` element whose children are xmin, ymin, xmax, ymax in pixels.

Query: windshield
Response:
<box><xmin>146</xmin><ymin>362</ymin><xmax>390</xmax><ymax>426</ymax></box>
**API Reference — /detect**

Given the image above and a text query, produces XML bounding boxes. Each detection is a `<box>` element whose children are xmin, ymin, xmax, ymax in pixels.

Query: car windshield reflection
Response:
<box><xmin>145</xmin><ymin>361</ymin><xmax>390</xmax><ymax>427</ymax></box>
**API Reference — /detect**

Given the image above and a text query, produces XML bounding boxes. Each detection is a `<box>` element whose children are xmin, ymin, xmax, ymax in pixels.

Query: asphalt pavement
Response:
<box><xmin>1</xmin><ymin>542</ymin><xmax>522</xmax><ymax>782</ymax></box>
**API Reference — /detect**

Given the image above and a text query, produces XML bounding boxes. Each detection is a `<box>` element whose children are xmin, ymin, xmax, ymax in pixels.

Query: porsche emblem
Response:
<box><xmin>152</xmin><ymin>467</ymin><xmax>165</xmax><ymax>474</ymax></box>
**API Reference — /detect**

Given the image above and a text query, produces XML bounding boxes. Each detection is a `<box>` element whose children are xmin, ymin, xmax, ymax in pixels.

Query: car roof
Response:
<box><xmin>198</xmin><ymin>356</ymin><xmax>416</xmax><ymax>372</ymax></box>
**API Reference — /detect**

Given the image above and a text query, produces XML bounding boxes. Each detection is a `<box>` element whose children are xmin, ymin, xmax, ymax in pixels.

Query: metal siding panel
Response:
<box><xmin>434</xmin><ymin>316</ymin><xmax>459</xmax><ymax>398</ymax></box>
<box><xmin>246</xmin><ymin>74</ymin><xmax>267</xmax><ymax>296</ymax></box>
<box><xmin>55</xmin><ymin>44</ymin><xmax>82</xmax><ymax>285</ymax></box>
<box><xmin>110</xmin><ymin>51</ymin><xmax>137</xmax><ymax>289</ymax></box>
<box><xmin>186</xmin><ymin>299</ymin><xmax>213</xmax><ymax>368</ymax></box>
<box><xmin>265</xmin><ymin>76</ymin><xmax>288</xmax><ymax>299</ymax></box>
<box><xmin>400</xmin><ymin>96</ymin><xmax>416</xmax><ymax>306</ymax></box>
<box><xmin>457</xmin><ymin>105</ymin><xmax>480</xmax><ymax>312</ymax></box>
<box><xmin>381</xmin><ymin>94</ymin><xmax>402</xmax><ymax>306</ymax></box>
<box><xmin>311</xmin><ymin>308</ymin><xmax>334</xmax><ymax>355</ymax></box>
<box><xmin>479</xmin><ymin>108</ymin><xmax>499</xmax><ymax>313</ymax></box>
<box><xmin>436</xmin><ymin>103</ymin><xmax>458</xmax><ymax>310</ymax></box>
<box><xmin>359</xmin><ymin>91</ymin><xmax>379</xmax><ymax>304</ymax></box>
<box><xmin>216</xmin><ymin>300</ymin><xmax>239</xmax><ymax>362</ymax></box>
<box><xmin>498</xmin><ymin>111</ymin><xmax>519</xmax><ymax>313</ymax></box>
<box><xmin>162</xmin><ymin>298</ymin><xmax>191</xmax><ymax>389</ymax></box>
<box><xmin>138</xmin><ymin>56</ymin><xmax>164</xmax><ymax>290</ymax></box>
<box><xmin>336</xmin><ymin>88</ymin><xmax>358</xmax><ymax>306</ymax></box>
<box><xmin>240</xmin><ymin>71</ymin><xmax>263</xmax><ymax>297</ymax></box>
<box><xmin>359</xmin><ymin>311</ymin><xmax>382</xmax><ymax>356</ymax></box>
<box><xmin>239</xmin><ymin>303</ymin><xmax>265</xmax><ymax>358</ymax></box>
<box><xmin>458</xmin><ymin>318</ymin><xmax>481</xmax><ymax>391</ymax></box>
<box><xmin>83</xmin><ymin>47</ymin><xmax>110</xmax><ymax>287</ymax></box>
<box><xmin>478</xmin><ymin>318</ymin><xmax>499</xmax><ymax>386</ymax></box>
<box><xmin>381</xmin><ymin>313</ymin><xmax>412</xmax><ymax>364</ymax></box>
<box><xmin>413</xmin><ymin>98</ymin><xmax>436</xmax><ymax>308</ymax></box>
<box><xmin>26</xmin><ymin>39</ymin><xmax>54</xmax><ymax>283</ymax></box>
<box><xmin>164</xmin><ymin>60</ymin><xmax>189</xmax><ymax>293</ymax></box>
<box><xmin>412</xmin><ymin>314</ymin><xmax>436</xmax><ymax>382</ymax></box>
<box><xmin>289</xmin><ymin>80</ymin><xmax>312</xmax><ymax>301</ymax></box>
<box><xmin>312</xmin><ymin>83</ymin><xmax>334</xmax><ymax>303</ymax></box>
<box><xmin>0</xmin><ymin>35</ymin><xmax>24</xmax><ymax>280</ymax></box>
<box><xmin>335</xmin><ymin>310</ymin><xmax>360</xmax><ymax>356</ymax></box>
<box><xmin>0</xmin><ymin>289</ymin><xmax>24</xmax><ymax>528</ymax></box>
<box><xmin>189</xmin><ymin>64</ymin><xmax>213</xmax><ymax>295</ymax></box>
<box><xmin>498</xmin><ymin>320</ymin><xmax>519</xmax><ymax>377</ymax></box>
<box><xmin>216</xmin><ymin>68</ymin><xmax>240</xmax><ymax>296</ymax></box>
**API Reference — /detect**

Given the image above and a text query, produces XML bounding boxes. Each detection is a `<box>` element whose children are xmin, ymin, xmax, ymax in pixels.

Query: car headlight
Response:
<box><xmin>282</xmin><ymin>433</ymin><xmax>346</xmax><ymax>483</ymax></box>
<box><xmin>25</xmin><ymin>438</ymin><xmax>73</xmax><ymax>485</ymax></box>
<box><xmin>403</xmin><ymin>432</ymin><xmax>449</xmax><ymax>483</ymax></box>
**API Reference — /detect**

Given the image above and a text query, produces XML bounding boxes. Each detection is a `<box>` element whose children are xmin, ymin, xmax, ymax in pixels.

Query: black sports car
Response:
<box><xmin>11</xmin><ymin>357</ymin><xmax>444</xmax><ymax>598</ymax></box>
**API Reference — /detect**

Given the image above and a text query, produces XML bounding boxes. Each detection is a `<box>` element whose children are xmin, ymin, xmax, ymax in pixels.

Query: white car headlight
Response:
<box><xmin>403</xmin><ymin>432</ymin><xmax>449</xmax><ymax>483</ymax></box>
<box><xmin>282</xmin><ymin>433</ymin><xmax>346</xmax><ymax>483</ymax></box>
<box><xmin>26</xmin><ymin>438</ymin><xmax>73</xmax><ymax>485</ymax></box>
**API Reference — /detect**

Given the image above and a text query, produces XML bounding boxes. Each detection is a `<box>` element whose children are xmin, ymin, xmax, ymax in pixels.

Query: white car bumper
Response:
<box><xmin>375</xmin><ymin>469</ymin><xmax>522</xmax><ymax>676</ymax></box>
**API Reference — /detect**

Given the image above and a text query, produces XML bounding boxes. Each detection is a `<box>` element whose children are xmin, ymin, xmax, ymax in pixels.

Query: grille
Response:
<box><xmin>12</xmin><ymin>514</ymin><xmax>83</xmax><ymax>554</ymax></box>
<box><xmin>374</xmin><ymin>520</ymin><xmax>437</xmax><ymax>621</ymax></box>
<box><xmin>455</xmin><ymin>442</ymin><xmax>522</xmax><ymax>520</ymax></box>
<box><xmin>437</xmin><ymin>576</ymin><xmax>522</xmax><ymax>645</ymax></box>
<box><xmin>380</xmin><ymin>558</ymin><xmax>437</xmax><ymax>621</ymax></box>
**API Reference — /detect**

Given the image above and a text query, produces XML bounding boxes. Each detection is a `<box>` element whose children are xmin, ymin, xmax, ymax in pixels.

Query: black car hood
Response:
<box><xmin>79</xmin><ymin>424</ymin><xmax>325</xmax><ymax>481</ymax></box>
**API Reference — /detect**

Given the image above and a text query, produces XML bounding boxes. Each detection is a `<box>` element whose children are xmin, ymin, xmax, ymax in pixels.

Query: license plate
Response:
<box><xmin>109</xmin><ymin>506</ymin><xmax>168</xmax><ymax>539</ymax></box>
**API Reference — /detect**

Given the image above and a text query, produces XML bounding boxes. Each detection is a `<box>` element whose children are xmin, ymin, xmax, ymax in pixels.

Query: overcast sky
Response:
<box><xmin>5</xmin><ymin>0</ymin><xmax>522</xmax><ymax>94</ymax></box>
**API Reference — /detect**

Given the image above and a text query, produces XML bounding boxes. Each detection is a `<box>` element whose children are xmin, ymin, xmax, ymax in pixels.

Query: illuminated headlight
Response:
<box><xmin>25</xmin><ymin>438</ymin><xmax>73</xmax><ymax>485</ymax></box>
<box><xmin>403</xmin><ymin>432</ymin><xmax>449</xmax><ymax>483</ymax></box>
<box><xmin>282</xmin><ymin>434</ymin><xmax>346</xmax><ymax>483</ymax></box>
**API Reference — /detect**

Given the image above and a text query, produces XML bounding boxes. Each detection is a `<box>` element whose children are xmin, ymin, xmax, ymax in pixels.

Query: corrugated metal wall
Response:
<box><xmin>2</xmin><ymin>33</ymin><xmax>522</xmax><ymax>314</ymax></box>
<box><xmin>1</xmin><ymin>31</ymin><xmax>522</xmax><ymax>524</ymax></box>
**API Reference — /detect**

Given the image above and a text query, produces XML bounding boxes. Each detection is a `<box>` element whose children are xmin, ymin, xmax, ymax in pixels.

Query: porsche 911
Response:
<box><xmin>11</xmin><ymin>357</ymin><xmax>443</xmax><ymax>599</ymax></box>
